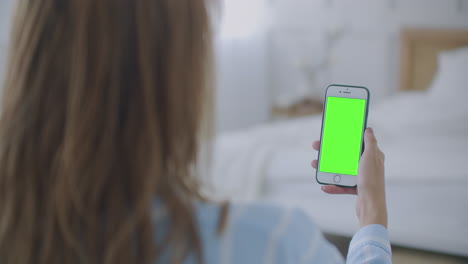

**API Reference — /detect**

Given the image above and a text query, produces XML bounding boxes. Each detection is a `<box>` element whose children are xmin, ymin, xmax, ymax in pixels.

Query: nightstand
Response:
<box><xmin>272</xmin><ymin>98</ymin><xmax>323</xmax><ymax>120</ymax></box>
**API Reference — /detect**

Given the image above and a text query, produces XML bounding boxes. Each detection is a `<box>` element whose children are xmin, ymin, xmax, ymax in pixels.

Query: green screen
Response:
<box><xmin>319</xmin><ymin>97</ymin><xmax>366</xmax><ymax>176</ymax></box>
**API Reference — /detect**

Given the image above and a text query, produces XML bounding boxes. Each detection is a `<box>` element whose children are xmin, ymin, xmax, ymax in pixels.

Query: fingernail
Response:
<box><xmin>368</xmin><ymin>127</ymin><xmax>374</xmax><ymax>134</ymax></box>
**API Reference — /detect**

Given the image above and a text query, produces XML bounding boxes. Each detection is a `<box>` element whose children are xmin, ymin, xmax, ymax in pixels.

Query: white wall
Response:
<box><xmin>269</xmin><ymin>0</ymin><xmax>468</xmax><ymax>103</ymax></box>
<box><xmin>215</xmin><ymin>0</ymin><xmax>272</xmax><ymax>132</ymax></box>
<box><xmin>215</xmin><ymin>35</ymin><xmax>270</xmax><ymax>132</ymax></box>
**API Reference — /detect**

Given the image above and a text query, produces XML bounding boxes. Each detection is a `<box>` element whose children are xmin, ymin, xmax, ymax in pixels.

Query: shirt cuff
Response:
<box><xmin>349</xmin><ymin>224</ymin><xmax>392</xmax><ymax>255</ymax></box>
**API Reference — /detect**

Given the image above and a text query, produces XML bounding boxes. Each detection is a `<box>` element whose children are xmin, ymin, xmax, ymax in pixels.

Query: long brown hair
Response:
<box><xmin>0</xmin><ymin>0</ymin><xmax>213</xmax><ymax>263</ymax></box>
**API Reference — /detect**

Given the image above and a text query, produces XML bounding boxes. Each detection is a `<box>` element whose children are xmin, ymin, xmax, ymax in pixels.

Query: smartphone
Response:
<box><xmin>316</xmin><ymin>84</ymin><xmax>370</xmax><ymax>188</ymax></box>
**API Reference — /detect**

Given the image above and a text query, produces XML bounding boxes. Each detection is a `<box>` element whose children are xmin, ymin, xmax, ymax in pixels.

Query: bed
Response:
<box><xmin>209</xmin><ymin>28</ymin><xmax>468</xmax><ymax>257</ymax></box>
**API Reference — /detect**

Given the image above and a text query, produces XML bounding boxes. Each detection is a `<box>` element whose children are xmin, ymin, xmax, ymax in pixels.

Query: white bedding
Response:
<box><xmin>211</xmin><ymin>91</ymin><xmax>468</xmax><ymax>199</ymax></box>
<box><xmin>266</xmin><ymin>132</ymin><xmax>468</xmax><ymax>184</ymax></box>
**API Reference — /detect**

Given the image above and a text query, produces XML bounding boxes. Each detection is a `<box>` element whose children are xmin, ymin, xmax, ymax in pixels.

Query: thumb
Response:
<box><xmin>364</xmin><ymin>127</ymin><xmax>378</xmax><ymax>148</ymax></box>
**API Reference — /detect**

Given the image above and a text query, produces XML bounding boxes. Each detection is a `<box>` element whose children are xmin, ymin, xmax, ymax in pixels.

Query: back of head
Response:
<box><xmin>0</xmin><ymin>0</ymin><xmax>212</xmax><ymax>263</ymax></box>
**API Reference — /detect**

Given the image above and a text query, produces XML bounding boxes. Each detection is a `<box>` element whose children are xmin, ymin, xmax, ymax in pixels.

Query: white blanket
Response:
<box><xmin>209</xmin><ymin>117</ymin><xmax>320</xmax><ymax>200</ymax></box>
<box><xmin>209</xmin><ymin>92</ymin><xmax>468</xmax><ymax>200</ymax></box>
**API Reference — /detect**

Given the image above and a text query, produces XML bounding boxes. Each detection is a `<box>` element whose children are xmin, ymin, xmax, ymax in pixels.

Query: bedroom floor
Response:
<box><xmin>325</xmin><ymin>234</ymin><xmax>468</xmax><ymax>264</ymax></box>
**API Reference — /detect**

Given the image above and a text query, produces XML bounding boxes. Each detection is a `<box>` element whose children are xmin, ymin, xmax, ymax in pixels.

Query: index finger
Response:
<box><xmin>364</xmin><ymin>128</ymin><xmax>378</xmax><ymax>148</ymax></box>
<box><xmin>312</xmin><ymin>140</ymin><xmax>320</xmax><ymax>151</ymax></box>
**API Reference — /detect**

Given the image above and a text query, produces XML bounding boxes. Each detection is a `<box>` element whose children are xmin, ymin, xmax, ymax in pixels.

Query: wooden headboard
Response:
<box><xmin>399</xmin><ymin>28</ymin><xmax>468</xmax><ymax>91</ymax></box>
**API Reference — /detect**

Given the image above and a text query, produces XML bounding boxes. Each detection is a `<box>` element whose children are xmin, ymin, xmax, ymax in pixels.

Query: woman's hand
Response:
<box><xmin>311</xmin><ymin>128</ymin><xmax>388</xmax><ymax>228</ymax></box>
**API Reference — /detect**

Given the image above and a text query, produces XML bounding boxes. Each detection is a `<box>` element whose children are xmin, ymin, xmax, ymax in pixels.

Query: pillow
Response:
<box><xmin>429</xmin><ymin>46</ymin><xmax>468</xmax><ymax>101</ymax></box>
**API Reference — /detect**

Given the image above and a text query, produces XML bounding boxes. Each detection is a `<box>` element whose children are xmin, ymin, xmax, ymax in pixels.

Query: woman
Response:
<box><xmin>0</xmin><ymin>0</ymin><xmax>390</xmax><ymax>263</ymax></box>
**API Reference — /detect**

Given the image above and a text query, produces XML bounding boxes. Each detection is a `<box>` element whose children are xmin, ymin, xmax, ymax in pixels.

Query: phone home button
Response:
<box><xmin>333</xmin><ymin>175</ymin><xmax>341</xmax><ymax>183</ymax></box>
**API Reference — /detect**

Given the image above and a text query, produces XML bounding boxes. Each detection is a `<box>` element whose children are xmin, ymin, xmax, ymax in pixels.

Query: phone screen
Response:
<box><xmin>319</xmin><ymin>96</ymin><xmax>367</xmax><ymax>176</ymax></box>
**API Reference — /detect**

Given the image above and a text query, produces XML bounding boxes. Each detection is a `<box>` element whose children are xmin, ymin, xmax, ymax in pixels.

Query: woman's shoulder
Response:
<box><xmin>195</xmin><ymin>201</ymin><xmax>329</xmax><ymax>263</ymax></box>
<box><xmin>152</xmin><ymin>200</ymin><xmax>341</xmax><ymax>263</ymax></box>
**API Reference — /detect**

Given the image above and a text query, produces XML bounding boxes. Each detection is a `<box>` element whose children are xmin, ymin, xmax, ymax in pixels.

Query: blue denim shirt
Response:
<box><xmin>156</xmin><ymin>202</ymin><xmax>392</xmax><ymax>264</ymax></box>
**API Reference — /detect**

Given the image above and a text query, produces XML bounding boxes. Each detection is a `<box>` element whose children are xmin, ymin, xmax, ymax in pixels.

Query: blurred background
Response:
<box><xmin>1</xmin><ymin>0</ymin><xmax>468</xmax><ymax>263</ymax></box>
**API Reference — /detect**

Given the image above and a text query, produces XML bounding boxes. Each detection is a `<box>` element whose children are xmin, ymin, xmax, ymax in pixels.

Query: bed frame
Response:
<box><xmin>399</xmin><ymin>28</ymin><xmax>468</xmax><ymax>91</ymax></box>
